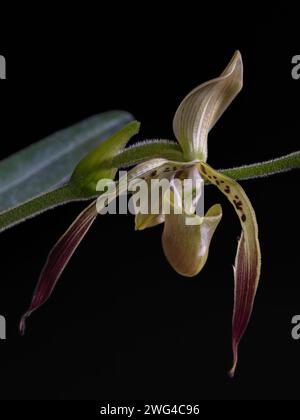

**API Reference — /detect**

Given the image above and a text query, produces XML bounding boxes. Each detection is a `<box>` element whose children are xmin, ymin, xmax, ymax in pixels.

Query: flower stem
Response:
<box><xmin>111</xmin><ymin>140</ymin><xmax>184</xmax><ymax>168</ymax></box>
<box><xmin>0</xmin><ymin>151</ymin><xmax>299</xmax><ymax>233</ymax></box>
<box><xmin>220</xmin><ymin>151</ymin><xmax>300</xmax><ymax>181</ymax></box>
<box><xmin>0</xmin><ymin>184</ymin><xmax>83</xmax><ymax>233</ymax></box>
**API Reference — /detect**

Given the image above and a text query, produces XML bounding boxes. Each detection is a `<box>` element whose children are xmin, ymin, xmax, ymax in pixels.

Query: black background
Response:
<box><xmin>0</xmin><ymin>5</ymin><xmax>299</xmax><ymax>400</ymax></box>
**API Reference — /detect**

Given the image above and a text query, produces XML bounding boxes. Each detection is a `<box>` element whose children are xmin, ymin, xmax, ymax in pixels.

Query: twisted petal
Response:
<box><xmin>198</xmin><ymin>162</ymin><xmax>261</xmax><ymax>377</ymax></box>
<box><xmin>173</xmin><ymin>51</ymin><xmax>243</xmax><ymax>161</ymax></box>
<box><xmin>20</xmin><ymin>202</ymin><xmax>98</xmax><ymax>334</ymax></box>
<box><xmin>162</xmin><ymin>201</ymin><xmax>222</xmax><ymax>277</ymax></box>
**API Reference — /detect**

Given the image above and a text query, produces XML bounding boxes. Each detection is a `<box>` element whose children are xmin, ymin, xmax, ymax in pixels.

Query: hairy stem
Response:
<box><xmin>111</xmin><ymin>141</ymin><xmax>185</xmax><ymax>167</ymax></box>
<box><xmin>0</xmin><ymin>150</ymin><xmax>299</xmax><ymax>232</ymax></box>
<box><xmin>219</xmin><ymin>151</ymin><xmax>300</xmax><ymax>180</ymax></box>
<box><xmin>0</xmin><ymin>184</ymin><xmax>84</xmax><ymax>233</ymax></box>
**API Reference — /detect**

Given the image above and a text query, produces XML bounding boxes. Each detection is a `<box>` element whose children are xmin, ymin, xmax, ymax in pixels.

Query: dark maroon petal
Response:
<box><xmin>229</xmin><ymin>230</ymin><xmax>261</xmax><ymax>378</ymax></box>
<box><xmin>198</xmin><ymin>162</ymin><xmax>261</xmax><ymax>377</ymax></box>
<box><xmin>20</xmin><ymin>202</ymin><xmax>97</xmax><ymax>334</ymax></box>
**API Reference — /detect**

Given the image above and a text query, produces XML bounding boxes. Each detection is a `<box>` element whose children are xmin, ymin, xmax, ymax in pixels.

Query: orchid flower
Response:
<box><xmin>20</xmin><ymin>51</ymin><xmax>261</xmax><ymax>378</ymax></box>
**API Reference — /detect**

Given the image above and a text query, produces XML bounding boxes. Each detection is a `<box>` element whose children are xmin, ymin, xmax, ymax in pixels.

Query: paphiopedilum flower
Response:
<box><xmin>20</xmin><ymin>51</ymin><xmax>261</xmax><ymax>378</ymax></box>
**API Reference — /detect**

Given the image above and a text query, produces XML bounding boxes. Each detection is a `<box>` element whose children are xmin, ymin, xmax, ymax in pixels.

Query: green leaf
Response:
<box><xmin>71</xmin><ymin>121</ymin><xmax>140</xmax><ymax>194</ymax></box>
<box><xmin>0</xmin><ymin>110</ymin><xmax>133</xmax><ymax>213</ymax></box>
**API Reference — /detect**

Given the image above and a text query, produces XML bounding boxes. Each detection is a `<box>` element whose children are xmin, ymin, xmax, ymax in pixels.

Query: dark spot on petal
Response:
<box><xmin>220</xmin><ymin>180</ymin><xmax>225</xmax><ymax>184</ymax></box>
<box><xmin>213</xmin><ymin>176</ymin><xmax>217</xmax><ymax>179</ymax></box>
<box><xmin>176</xmin><ymin>170</ymin><xmax>185</xmax><ymax>180</ymax></box>
<box><xmin>233</xmin><ymin>200</ymin><xmax>243</xmax><ymax>211</ymax></box>
<box><xmin>208</xmin><ymin>175</ymin><xmax>212</xmax><ymax>179</ymax></box>
<box><xmin>200</xmin><ymin>165</ymin><xmax>207</xmax><ymax>174</ymax></box>
<box><xmin>216</xmin><ymin>180</ymin><xmax>220</xmax><ymax>186</ymax></box>
<box><xmin>235</xmin><ymin>195</ymin><xmax>239</xmax><ymax>200</ymax></box>
<box><xmin>241</xmin><ymin>214</ymin><xmax>246</xmax><ymax>222</ymax></box>
<box><xmin>224</xmin><ymin>186</ymin><xmax>231</xmax><ymax>194</ymax></box>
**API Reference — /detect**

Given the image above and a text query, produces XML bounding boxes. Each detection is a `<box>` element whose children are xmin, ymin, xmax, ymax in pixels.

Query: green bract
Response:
<box><xmin>71</xmin><ymin>121</ymin><xmax>141</xmax><ymax>194</ymax></box>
